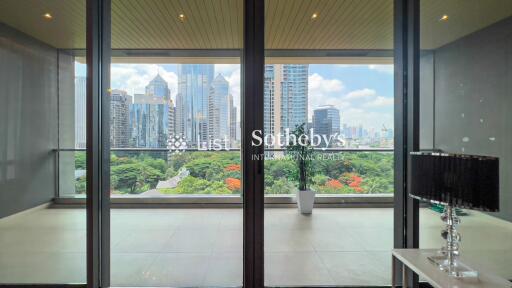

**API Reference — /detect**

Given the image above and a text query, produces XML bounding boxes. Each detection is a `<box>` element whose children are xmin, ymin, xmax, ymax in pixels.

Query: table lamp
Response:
<box><xmin>410</xmin><ymin>151</ymin><xmax>499</xmax><ymax>277</ymax></box>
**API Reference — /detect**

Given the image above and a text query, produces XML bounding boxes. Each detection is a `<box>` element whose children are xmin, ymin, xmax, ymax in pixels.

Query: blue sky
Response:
<box><xmin>76</xmin><ymin>63</ymin><xmax>394</xmax><ymax>129</ymax></box>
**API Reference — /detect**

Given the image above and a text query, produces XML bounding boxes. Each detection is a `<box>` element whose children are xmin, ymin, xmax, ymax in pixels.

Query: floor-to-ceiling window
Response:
<box><xmin>0</xmin><ymin>0</ymin><xmax>87</xmax><ymax>284</ymax></box>
<box><xmin>418</xmin><ymin>0</ymin><xmax>512</xmax><ymax>281</ymax></box>
<box><xmin>0</xmin><ymin>0</ymin><xmax>443</xmax><ymax>287</ymax></box>
<box><xmin>108</xmin><ymin>1</ymin><xmax>243</xmax><ymax>286</ymax></box>
<box><xmin>263</xmin><ymin>0</ymin><xmax>395</xmax><ymax>286</ymax></box>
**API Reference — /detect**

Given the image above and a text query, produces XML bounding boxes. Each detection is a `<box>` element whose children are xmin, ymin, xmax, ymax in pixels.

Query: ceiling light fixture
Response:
<box><xmin>178</xmin><ymin>13</ymin><xmax>186</xmax><ymax>22</ymax></box>
<box><xmin>311</xmin><ymin>13</ymin><xmax>319</xmax><ymax>20</ymax></box>
<box><xmin>43</xmin><ymin>13</ymin><xmax>53</xmax><ymax>20</ymax></box>
<box><xmin>439</xmin><ymin>14</ymin><xmax>449</xmax><ymax>22</ymax></box>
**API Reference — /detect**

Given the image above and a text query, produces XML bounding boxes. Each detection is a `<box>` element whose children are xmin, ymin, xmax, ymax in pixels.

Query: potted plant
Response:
<box><xmin>287</xmin><ymin>123</ymin><xmax>315</xmax><ymax>214</ymax></box>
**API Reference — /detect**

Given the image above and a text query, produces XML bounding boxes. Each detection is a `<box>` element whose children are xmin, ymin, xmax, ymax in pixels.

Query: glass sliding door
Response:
<box><xmin>0</xmin><ymin>0</ymin><xmax>87</xmax><ymax>284</ymax></box>
<box><xmin>108</xmin><ymin>1</ymin><xmax>243</xmax><ymax>286</ymax></box>
<box><xmin>418</xmin><ymin>0</ymin><xmax>512</xmax><ymax>280</ymax></box>
<box><xmin>263</xmin><ymin>0</ymin><xmax>395</xmax><ymax>286</ymax></box>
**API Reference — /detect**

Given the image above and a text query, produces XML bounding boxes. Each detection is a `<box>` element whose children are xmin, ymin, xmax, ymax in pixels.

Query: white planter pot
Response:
<box><xmin>296</xmin><ymin>190</ymin><xmax>316</xmax><ymax>214</ymax></box>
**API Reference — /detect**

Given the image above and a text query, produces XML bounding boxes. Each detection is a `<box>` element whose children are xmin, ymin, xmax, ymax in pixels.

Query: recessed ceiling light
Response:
<box><xmin>311</xmin><ymin>13</ymin><xmax>319</xmax><ymax>20</ymax></box>
<box><xmin>43</xmin><ymin>13</ymin><xmax>53</xmax><ymax>20</ymax></box>
<box><xmin>178</xmin><ymin>13</ymin><xmax>186</xmax><ymax>22</ymax></box>
<box><xmin>439</xmin><ymin>14</ymin><xmax>449</xmax><ymax>22</ymax></box>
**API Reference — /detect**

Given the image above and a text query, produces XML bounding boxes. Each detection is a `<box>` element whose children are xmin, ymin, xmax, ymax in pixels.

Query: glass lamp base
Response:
<box><xmin>428</xmin><ymin>255</ymin><xmax>479</xmax><ymax>278</ymax></box>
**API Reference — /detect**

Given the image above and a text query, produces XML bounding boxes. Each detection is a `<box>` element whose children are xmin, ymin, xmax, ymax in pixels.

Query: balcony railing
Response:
<box><xmin>56</xmin><ymin>147</ymin><xmax>394</xmax><ymax>205</ymax></box>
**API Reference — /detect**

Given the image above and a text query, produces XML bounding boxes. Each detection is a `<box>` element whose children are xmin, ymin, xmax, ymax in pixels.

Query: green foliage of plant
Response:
<box><xmin>165</xmin><ymin>167</ymin><xmax>178</xmax><ymax>178</ymax></box>
<box><xmin>75</xmin><ymin>152</ymin><xmax>86</xmax><ymax>170</ymax></box>
<box><xmin>74</xmin><ymin>148</ymin><xmax>393</xmax><ymax>195</ymax></box>
<box><xmin>311</xmin><ymin>174</ymin><xmax>329</xmax><ymax>186</ymax></box>
<box><xmin>264</xmin><ymin>152</ymin><xmax>393</xmax><ymax>194</ymax></box>
<box><xmin>266</xmin><ymin>159</ymin><xmax>297</xmax><ymax>180</ymax></box>
<box><xmin>286</xmin><ymin>123</ymin><xmax>314</xmax><ymax>191</ymax></box>
<box><xmin>267</xmin><ymin>178</ymin><xmax>296</xmax><ymax>194</ymax></box>
<box><xmin>170</xmin><ymin>152</ymin><xmax>240</xmax><ymax>171</ymax></box>
<box><xmin>185</xmin><ymin>158</ymin><xmax>224</xmax><ymax>180</ymax></box>
<box><xmin>110</xmin><ymin>163</ymin><xmax>164</xmax><ymax>194</ymax></box>
<box><xmin>75</xmin><ymin>176</ymin><xmax>86</xmax><ymax>194</ymax></box>
<box><xmin>159</xmin><ymin>176</ymin><xmax>231</xmax><ymax>195</ymax></box>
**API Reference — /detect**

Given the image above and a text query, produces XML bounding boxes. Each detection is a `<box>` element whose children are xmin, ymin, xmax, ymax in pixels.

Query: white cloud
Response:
<box><xmin>338</xmin><ymin>89</ymin><xmax>393</xmax><ymax>127</ymax></box>
<box><xmin>215</xmin><ymin>64</ymin><xmax>240</xmax><ymax>76</ymax></box>
<box><xmin>111</xmin><ymin>64</ymin><xmax>178</xmax><ymax>102</ymax></box>
<box><xmin>344</xmin><ymin>88</ymin><xmax>376</xmax><ymax>101</ymax></box>
<box><xmin>308</xmin><ymin>73</ymin><xmax>349</xmax><ymax>119</ymax></box>
<box><xmin>309</xmin><ymin>73</ymin><xmax>344</xmax><ymax>95</ymax></box>
<box><xmin>364</xmin><ymin>95</ymin><xmax>394</xmax><ymax>107</ymax></box>
<box><xmin>368</xmin><ymin>64</ymin><xmax>394</xmax><ymax>74</ymax></box>
<box><xmin>307</xmin><ymin>76</ymin><xmax>393</xmax><ymax>128</ymax></box>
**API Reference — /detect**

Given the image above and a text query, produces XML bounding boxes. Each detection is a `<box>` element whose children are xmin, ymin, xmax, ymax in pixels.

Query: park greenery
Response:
<box><xmin>74</xmin><ymin>149</ymin><xmax>393</xmax><ymax>195</ymax></box>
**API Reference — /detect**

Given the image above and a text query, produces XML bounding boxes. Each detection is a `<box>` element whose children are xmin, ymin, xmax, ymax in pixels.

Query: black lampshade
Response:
<box><xmin>410</xmin><ymin>152</ymin><xmax>499</xmax><ymax>212</ymax></box>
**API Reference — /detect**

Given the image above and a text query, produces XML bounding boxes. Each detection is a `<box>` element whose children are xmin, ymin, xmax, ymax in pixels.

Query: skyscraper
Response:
<box><xmin>128</xmin><ymin>75</ymin><xmax>171</xmax><ymax>148</ymax></box>
<box><xmin>313</xmin><ymin>105</ymin><xmax>341</xmax><ymax>147</ymax></box>
<box><xmin>74</xmin><ymin>76</ymin><xmax>87</xmax><ymax>149</ymax></box>
<box><xmin>175</xmin><ymin>64</ymin><xmax>214</xmax><ymax>146</ymax></box>
<box><xmin>145</xmin><ymin>74</ymin><xmax>170</xmax><ymax>100</ymax></box>
<box><xmin>110</xmin><ymin>89</ymin><xmax>131</xmax><ymax>148</ymax></box>
<box><xmin>264</xmin><ymin>64</ymin><xmax>308</xmax><ymax>141</ymax></box>
<box><xmin>228</xmin><ymin>94</ymin><xmax>238</xmax><ymax>146</ymax></box>
<box><xmin>168</xmin><ymin>99</ymin><xmax>175</xmax><ymax>138</ymax></box>
<box><xmin>208</xmin><ymin>74</ymin><xmax>230</xmax><ymax>143</ymax></box>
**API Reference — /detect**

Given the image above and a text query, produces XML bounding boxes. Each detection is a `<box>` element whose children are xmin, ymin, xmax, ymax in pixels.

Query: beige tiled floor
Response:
<box><xmin>0</xmin><ymin>207</ymin><xmax>511</xmax><ymax>286</ymax></box>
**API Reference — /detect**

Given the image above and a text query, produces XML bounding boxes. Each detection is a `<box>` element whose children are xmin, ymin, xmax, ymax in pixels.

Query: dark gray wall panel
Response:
<box><xmin>0</xmin><ymin>24</ymin><xmax>58</xmax><ymax>218</ymax></box>
<box><xmin>433</xmin><ymin>17</ymin><xmax>512</xmax><ymax>221</ymax></box>
<box><xmin>419</xmin><ymin>51</ymin><xmax>434</xmax><ymax>150</ymax></box>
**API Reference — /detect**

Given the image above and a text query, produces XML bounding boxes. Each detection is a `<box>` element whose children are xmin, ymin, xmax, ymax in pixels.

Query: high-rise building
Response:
<box><xmin>74</xmin><ymin>76</ymin><xmax>86</xmax><ymax>148</ymax></box>
<box><xmin>313</xmin><ymin>105</ymin><xmax>341</xmax><ymax>147</ymax></box>
<box><xmin>128</xmin><ymin>75</ymin><xmax>171</xmax><ymax>148</ymax></box>
<box><xmin>110</xmin><ymin>89</ymin><xmax>131</xmax><ymax>148</ymax></box>
<box><xmin>168</xmin><ymin>100</ymin><xmax>175</xmax><ymax>138</ymax></box>
<box><xmin>264</xmin><ymin>64</ymin><xmax>308</xmax><ymax>143</ymax></box>
<box><xmin>208</xmin><ymin>74</ymin><xmax>230</xmax><ymax>144</ymax></box>
<box><xmin>145</xmin><ymin>74</ymin><xmax>170</xmax><ymax>100</ymax></box>
<box><xmin>228</xmin><ymin>94</ymin><xmax>238</xmax><ymax>146</ymax></box>
<box><xmin>175</xmin><ymin>64</ymin><xmax>214</xmax><ymax>146</ymax></box>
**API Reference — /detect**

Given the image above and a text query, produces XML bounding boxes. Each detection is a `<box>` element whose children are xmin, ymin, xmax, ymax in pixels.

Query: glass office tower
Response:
<box><xmin>175</xmin><ymin>64</ymin><xmax>214</xmax><ymax>146</ymax></box>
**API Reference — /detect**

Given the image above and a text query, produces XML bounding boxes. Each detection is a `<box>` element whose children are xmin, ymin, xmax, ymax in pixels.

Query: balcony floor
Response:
<box><xmin>0</xmin><ymin>207</ymin><xmax>511</xmax><ymax>286</ymax></box>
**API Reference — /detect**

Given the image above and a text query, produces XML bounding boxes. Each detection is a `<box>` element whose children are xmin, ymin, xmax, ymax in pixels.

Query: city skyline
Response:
<box><xmin>74</xmin><ymin>62</ymin><xmax>394</xmax><ymax>147</ymax></box>
<box><xmin>105</xmin><ymin>67</ymin><xmax>241</xmax><ymax>149</ymax></box>
<box><xmin>75</xmin><ymin>63</ymin><xmax>393</xmax><ymax>129</ymax></box>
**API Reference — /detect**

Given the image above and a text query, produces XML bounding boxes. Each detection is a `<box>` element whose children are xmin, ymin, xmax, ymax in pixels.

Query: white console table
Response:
<box><xmin>392</xmin><ymin>249</ymin><xmax>511</xmax><ymax>288</ymax></box>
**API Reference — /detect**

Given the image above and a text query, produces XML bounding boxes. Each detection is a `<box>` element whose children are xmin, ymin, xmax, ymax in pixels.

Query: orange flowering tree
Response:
<box><xmin>326</xmin><ymin>179</ymin><xmax>344</xmax><ymax>189</ymax></box>
<box><xmin>225</xmin><ymin>177</ymin><xmax>241</xmax><ymax>193</ymax></box>
<box><xmin>320</xmin><ymin>179</ymin><xmax>345</xmax><ymax>193</ymax></box>
<box><xmin>224</xmin><ymin>164</ymin><xmax>241</xmax><ymax>172</ymax></box>
<box><xmin>339</xmin><ymin>172</ymin><xmax>365</xmax><ymax>193</ymax></box>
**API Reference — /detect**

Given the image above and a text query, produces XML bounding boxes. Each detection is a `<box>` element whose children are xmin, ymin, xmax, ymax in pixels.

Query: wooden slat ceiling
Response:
<box><xmin>0</xmin><ymin>0</ymin><xmax>511</xmax><ymax>51</ymax></box>
<box><xmin>265</xmin><ymin>0</ymin><xmax>393</xmax><ymax>50</ymax></box>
